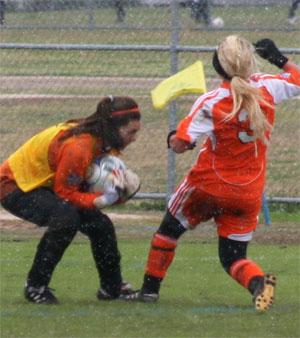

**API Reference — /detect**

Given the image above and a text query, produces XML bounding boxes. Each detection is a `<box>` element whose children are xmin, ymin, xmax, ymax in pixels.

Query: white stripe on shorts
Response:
<box><xmin>228</xmin><ymin>231</ymin><xmax>253</xmax><ymax>242</ymax></box>
<box><xmin>168</xmin><ymin>178</ymin><xmax>194</xmax><ymax>228</ymax></box>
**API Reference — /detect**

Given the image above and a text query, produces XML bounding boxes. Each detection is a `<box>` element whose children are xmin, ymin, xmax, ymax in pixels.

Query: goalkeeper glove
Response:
<box><xmin>254</xmin><ymin>38</ymin><xmax>288</xmax><ymax>69</ymax></box>
<box><xmin>93</xmin><ymin>170</ymin><xmax>125</xmax><ymax>209</ymax></box>
<box><xmin>120</xmin><ymin>169</ymin><xmax>140</xmax><ymax>201</ymax></box>
<box><xmin>93</xmin><ymin>188</ymin><xmax>119</xmax><ymax>209</ymax></box>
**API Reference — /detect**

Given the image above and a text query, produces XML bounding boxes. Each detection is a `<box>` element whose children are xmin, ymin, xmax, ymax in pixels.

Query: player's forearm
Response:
<box><xmin>282</xmin><ymin>60</ymin><xmax>300</xmax><ymax>74</ymax></box>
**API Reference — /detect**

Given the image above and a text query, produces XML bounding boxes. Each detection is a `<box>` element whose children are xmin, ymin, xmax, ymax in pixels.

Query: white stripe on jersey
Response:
<box><xmin>188</xmin><ymin>89</ymin><xmax>220</xmax><ymax>116</ymax></box>
<box><xmin>187</xmin><ymin>87</ymin><xmax>230</xmax><ymax>144</ymax></box>
<box><xmin>251</xmin><ymin>73</ymin><xmax>300</xmax><ymax>105</ymax></box>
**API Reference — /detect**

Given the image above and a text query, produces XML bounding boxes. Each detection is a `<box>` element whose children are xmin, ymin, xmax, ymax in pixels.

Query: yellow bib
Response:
<box><xmin>8</xmin><ymin>123</ymin><xmax>74</xmax><ymax>192</ymax></box>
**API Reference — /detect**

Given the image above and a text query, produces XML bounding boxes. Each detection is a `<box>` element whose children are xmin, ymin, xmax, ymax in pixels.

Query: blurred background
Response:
<box><xmin>0</xmin><ymin>0</ymin><xmax>299</xmax><ymax>202</ymax></box>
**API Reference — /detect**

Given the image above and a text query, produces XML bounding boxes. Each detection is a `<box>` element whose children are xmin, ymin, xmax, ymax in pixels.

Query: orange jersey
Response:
<box><xmin>176</xmin><ymin>67</ymin><xmax>300</xmax><ymax>200</ymax></box>
<box><xmin>0</xmin><ymin>127</ymin><xmax>109</xmax><ymax>209</ymax></box>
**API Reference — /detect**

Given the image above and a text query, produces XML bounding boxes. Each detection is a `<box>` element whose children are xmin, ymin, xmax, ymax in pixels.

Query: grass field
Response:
<box><xmin>1</xmin><ymin>219</ymin><xmax>300</xmax><ymax>338</ymax></box>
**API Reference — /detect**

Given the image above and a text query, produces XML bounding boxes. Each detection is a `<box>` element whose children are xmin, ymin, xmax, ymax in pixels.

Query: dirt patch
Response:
<box><xmin>0</xmin><ymin>76</ymin><xmax>222</xmax><ymax>104</ymax></box>
<box><xmin>0</xmin><ymin>210</ymin><xmax>298</xmax><ymax>245</ymax></box>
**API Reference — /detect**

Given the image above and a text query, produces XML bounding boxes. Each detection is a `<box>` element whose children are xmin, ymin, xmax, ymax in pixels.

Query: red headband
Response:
<box><xmin>110</xmin><ymin>107</ymin><xmax>140</xmax><ymax>117</ymax></box>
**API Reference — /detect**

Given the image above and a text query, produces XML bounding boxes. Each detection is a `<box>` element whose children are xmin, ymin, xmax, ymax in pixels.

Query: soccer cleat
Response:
<box><xmin>288</xmin><ymin>16</ymin><xmax>298</xmax><ymax>25</ymax></box>
<box><xmin>119</xmin><ymin>290</ymin><xmax>159</xmax><ymax>303</ymax></box>
<box><xmin>97</xmin><ymin>288</ymin><xmax>115</xmax><ymax>300</ymax></box>
<box><xmin>97</xmin><ymin>281</ymin><xmax>135</xmax><ymax>301</ymax></box>
<box><xmin>253</xmin><ymin>274</ymin><xmax>276</xmax><ymax>311</ymax></box>
<box><xmin>120</xmin><ymin>281</ymin><xmax>134</xmax><ymax>295</ymax></box>
<box><xmin>24</xmin><ymin>284</ymin><xmax>59</xmax><ymax>305</ymax></box>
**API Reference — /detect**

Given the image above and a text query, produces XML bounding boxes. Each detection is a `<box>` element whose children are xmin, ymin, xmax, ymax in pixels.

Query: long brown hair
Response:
<box><xmin>62</xmin><ymin>96</ymin><xmax>141</xmax><ymax>150</ymax></box>
<box><xmin>217</xmin><ymin>35</ymin><xmax>272</xmax><ymax>145</ymax></box>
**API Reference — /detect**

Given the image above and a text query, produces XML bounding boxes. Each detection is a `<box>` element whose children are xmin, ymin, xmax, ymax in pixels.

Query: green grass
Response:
<box><xmin>1</xmin><ymin>234</ymin><xmax>300</xmax><ymax>338</ymax></box>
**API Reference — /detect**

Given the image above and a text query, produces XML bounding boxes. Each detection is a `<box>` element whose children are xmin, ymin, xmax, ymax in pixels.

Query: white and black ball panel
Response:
<box><xmin>86</xmin><ymin>155</ymin><xmax>126</xmax><ymax>193</ymax></box>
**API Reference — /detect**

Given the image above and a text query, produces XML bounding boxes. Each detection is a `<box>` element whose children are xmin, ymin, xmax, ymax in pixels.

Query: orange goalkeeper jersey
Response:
<box><xmin>176</xmin><ymin>66</ymin><xmax>300</xmax><ymax>199</ymax></box>
<box><xmin>0</xmin><ymin>126</ymin><xmax>108</xmax><ymax>209</ymax></box>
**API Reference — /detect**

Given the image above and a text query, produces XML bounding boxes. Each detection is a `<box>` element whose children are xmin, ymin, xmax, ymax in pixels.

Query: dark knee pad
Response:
<box><xmin>218</xmin><ymin>236</ymin><xmax>248</xmax><ymax>273</ymax></box>
<box><xmin>157</xmin><ymin>210</ymin><xmax>186</xmax><ymax>239</ymax></box>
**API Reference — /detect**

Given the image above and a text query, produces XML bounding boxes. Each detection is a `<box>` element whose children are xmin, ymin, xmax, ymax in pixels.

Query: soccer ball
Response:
<box><xmin>86</xmin><ymin>155</ymin><xmax>126</xmax><ymax>193</ymax></box>
<box><xmin>211</xmin><ymin>17</ymin><xmax>224</xmax><ymax>28</ymax></box>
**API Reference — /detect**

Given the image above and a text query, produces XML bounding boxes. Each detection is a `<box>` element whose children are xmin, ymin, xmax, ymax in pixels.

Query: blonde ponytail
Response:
<box><xmin>217</xmin><ymin>35</ymin><xmax>273</xmax><ymax>145</ymax></box>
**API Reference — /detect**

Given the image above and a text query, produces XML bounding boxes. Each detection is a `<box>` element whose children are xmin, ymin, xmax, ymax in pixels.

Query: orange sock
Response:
<box><xmin>145</xmin><ymin>233</ymin><xmax>177</xmax><ymax>279</ymax></box>
<box><xmin>229</xmin><ymin>259</ymin><xmax>264</xmax><ymax>289</ymax></box>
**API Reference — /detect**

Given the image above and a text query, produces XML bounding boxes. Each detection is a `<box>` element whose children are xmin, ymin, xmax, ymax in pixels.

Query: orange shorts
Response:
<box><xmin>167</xmin><ymin>178</ymin><xmax>262</xmax><ymax>241</ymax></box>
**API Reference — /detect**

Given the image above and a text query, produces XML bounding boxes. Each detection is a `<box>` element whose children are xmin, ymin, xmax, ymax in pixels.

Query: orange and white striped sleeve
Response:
<box><xmin>250</xmin><ymin>65</ymin><xmax>300</xmax><ymax>105</ymax></box>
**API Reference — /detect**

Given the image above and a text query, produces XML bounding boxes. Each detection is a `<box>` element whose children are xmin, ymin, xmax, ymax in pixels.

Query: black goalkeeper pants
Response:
<box><xmin>1</xmin><ymin>187</ymin><xmax>122</xmax><ymax>297</ymax></box>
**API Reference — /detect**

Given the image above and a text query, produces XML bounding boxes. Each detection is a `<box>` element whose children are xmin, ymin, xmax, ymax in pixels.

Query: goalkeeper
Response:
<box><xmin>0</xmin><ymin>96</ymin><xmax>141</xmax><ymax>304</ymax></box>
<box><xmin>122</xmin><ymin>36</ymin><xmax>300</xmax><ymax>311</ymax></box>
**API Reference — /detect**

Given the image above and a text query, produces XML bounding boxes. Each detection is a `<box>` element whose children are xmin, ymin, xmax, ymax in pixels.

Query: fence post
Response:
<box><xmin>87</xmin><ymin>0</ymin><xmax>95</xmax><ymax>30</ymax></box>
<box><xmin>262</xmin><ymin>192</ymin><xmax>271</xmax><ymax>225</ymax></box>
<box><xmin>167</xmin><ymin>1</ymin><xmax>180</xmax><ymax>201</ymax></box>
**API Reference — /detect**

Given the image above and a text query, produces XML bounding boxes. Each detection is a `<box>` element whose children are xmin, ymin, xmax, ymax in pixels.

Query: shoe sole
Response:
<box><xmin>254</xmin><ymin>274</ymin><xmax>276</xmax><ymax>311</ymax></box>
<box><xmin>25</xmin><ymin>297</ymin><xmax>59</xmax><ymax>305</ymax></box>
<box><xmin>119</xmin><ymin>292</ymin><xmax>158</xmax><ymax>303</ymax></box>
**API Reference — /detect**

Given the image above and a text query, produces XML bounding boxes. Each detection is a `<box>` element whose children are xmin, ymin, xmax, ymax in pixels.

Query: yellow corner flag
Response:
<box><xmin>151</xmin><ymin>61</ymin><xmax>206</xmax><ymax>110</ymax></box>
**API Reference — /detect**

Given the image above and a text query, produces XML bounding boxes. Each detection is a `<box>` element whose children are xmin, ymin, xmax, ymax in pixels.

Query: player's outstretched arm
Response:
<box><xmin>254</xmin><ymin>38</ymin><xmax>288</xmax><ymax>68</ymax></box>
<box><xmin>283</xmin><ymin>60</ymin><xmax>300</xmax><ymax>73</ymax></box>
<box><xmin>254</xmin><ymin>38</ymin><xmax>300</xmax><ymax>73</ymax></box>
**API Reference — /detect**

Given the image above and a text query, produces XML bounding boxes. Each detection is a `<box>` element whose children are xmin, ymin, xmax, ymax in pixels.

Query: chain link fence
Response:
<box><xmin>0</xmin><ymin>1</ymin><xmax>299</xmax><ymax>201</ymax></box>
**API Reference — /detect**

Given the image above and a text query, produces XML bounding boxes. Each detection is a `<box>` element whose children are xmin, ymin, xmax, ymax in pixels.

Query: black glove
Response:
<box><xmin>167</xmin><ymin>130</ymin><xmax>177</xmax><ymax>149</ymax></box>
<box><xmin>254</xmin><ymin>39</ymin><xmax>288</xmax><ymax>69</ymax></box>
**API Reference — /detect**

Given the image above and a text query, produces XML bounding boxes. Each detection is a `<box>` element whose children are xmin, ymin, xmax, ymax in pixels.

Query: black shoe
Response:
<box><xmin>24</xmin><ymin>284</ymin><xmax>59</xmax><ymax>305</ymax></box>
<box><xmin>97</xmin><ymin>281</ymin><xmax>135</xmax><ymax>301</ymax></box>
<box><xmin>253</xmin><ymin>274</ymin><xmax>276</xmax><ymax>311</ymax></box>
<box><xmin>119</xmin><ymin>290</ymin><xmax>159</xmax><ymax>303</ymax></box>
<box><xmin>97</xmin><ymin>288</ymin><xmax>116</xmax><ymax>300</ymax></box>
<box><xmin>120</xmin><ymin>281</ymin><xmax>133</xmax><ymax>295</ymax></box>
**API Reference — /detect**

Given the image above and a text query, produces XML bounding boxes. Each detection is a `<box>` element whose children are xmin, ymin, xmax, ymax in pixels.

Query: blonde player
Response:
<box><xmin>123</xmin><ymin>37</ymin><xmax>300</xmax><ymax>311</ymax></box>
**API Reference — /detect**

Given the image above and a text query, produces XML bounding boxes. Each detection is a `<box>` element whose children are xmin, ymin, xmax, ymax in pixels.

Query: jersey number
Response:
<box><xmin>238</xmin><ymin>109</ymin><xmax>256</xmax><ymax>143</ymax></box>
